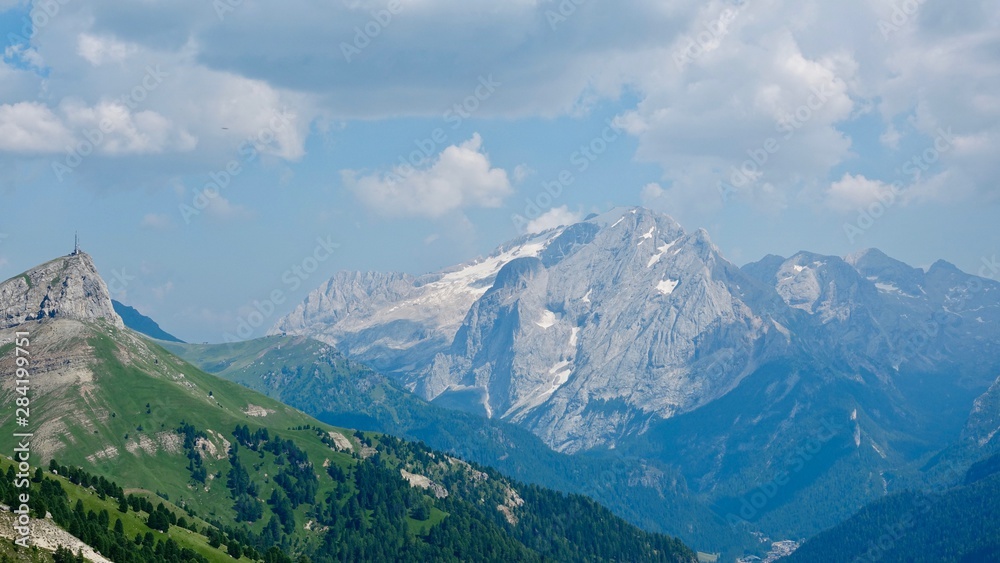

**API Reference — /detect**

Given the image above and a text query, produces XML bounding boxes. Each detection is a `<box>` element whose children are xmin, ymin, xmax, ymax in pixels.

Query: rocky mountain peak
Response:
<box><xmin>928</xmin><ymin>259</ymin><xmax>963</xmax><ymax>275</ymax></box>
<box><xmin>274</xmin><ymin>206</ymin><xmax>786</xmax><ymax>451</ymax></box>
<box><xmin>0</xmin><ymin>250</ymin><xmax>123</xmax><ymax>330</ymax></box>
<box><xmin>846</xmin><ymin>248</ymin><xmax>925</xmax><ymax>297</ymax></box>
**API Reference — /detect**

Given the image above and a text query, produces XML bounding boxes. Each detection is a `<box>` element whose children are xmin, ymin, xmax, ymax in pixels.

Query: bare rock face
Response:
<box><xmin>418</xmin><ymin>210</ymin><xmax>789</xmax><ymax>452</ymax></box>
<box><xmin>0</xmin><ymin>251</ymin><xmax>123</xmax><ymax>330</ymax></box>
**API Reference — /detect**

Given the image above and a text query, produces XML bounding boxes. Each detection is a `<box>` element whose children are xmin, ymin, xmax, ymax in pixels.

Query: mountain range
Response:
<box><xmin>272</xmin><ymin>208</ymin><xmax>785</xmax><ymax>452</ymax></box>
<box><xmin>271</xmin><ymin>206</ymin><xmax>1000</xmax><ymax>542</ymax></box>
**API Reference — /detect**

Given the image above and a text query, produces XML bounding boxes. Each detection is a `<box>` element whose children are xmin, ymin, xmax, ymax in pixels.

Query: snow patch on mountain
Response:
<box><xmin>657</xmin><ymin>279</ymin><xmax>679</xmax><ymax>295</ymax></box>
<box><xmin>271</xmin><ymin>230</ymin><xmax>563</xmax><ymax>366</ymax></box>
<box><xmin>875</xmin><ymin>282</ymin><xmax>900</xmax><ymax>293</ymax></box>
<box><xmin>536</xmin><ymin>309</ymin><xmax>557</xmax><ymax>329</ymax></box>
<box><xmin>436</xmin><ymin>241</ymin><xmax>548</xmax><ymax>288</ymax></box>
<box><xmin>647</xmin><ymin>240</ymin><xmax>679</xmax><ymax>268</ymax></box>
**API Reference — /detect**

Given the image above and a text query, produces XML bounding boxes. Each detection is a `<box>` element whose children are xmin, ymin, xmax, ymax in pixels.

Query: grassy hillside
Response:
<box><xmin>163</xmin><ymin>336</ymin><xmax>754</xmax><ymax>558</ymax></box>
<box><xmin>0</xmin><ymin>319</ymin><xmax>696</xmax><ymax>562</ymax></box>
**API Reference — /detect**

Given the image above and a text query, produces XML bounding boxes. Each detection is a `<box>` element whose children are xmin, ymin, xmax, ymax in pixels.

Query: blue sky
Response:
<box><xmin>0</xmin><ymin>0</ymin><xmax>997</xmax><ymax>343</ymax></box>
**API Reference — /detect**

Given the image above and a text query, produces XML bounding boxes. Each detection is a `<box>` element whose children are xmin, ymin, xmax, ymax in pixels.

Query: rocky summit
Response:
<box><xmin>272</xmin><ymin>207</ymin><xmax>791</xmax><ymax>452</ymax></box>
<box><xmin>0</xmin><ymin>249</ymin><xmax>123</xmax><ymax>330</ymax></box>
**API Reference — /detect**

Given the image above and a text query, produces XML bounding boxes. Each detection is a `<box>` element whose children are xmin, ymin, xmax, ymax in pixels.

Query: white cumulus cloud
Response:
<box><xmin>0</xmin><ymin>0</ymin><xmax>996</xmax><ymax>214</ymax></box>
<box><xmin>345</xmin><ymin>133</ymin><xmax>514</xmax><ymax>218</ymax></box>
<box><xmin>0</xmin><ymin>102</ymin><xmax>74</xmax><ymax>152</ymax></box>
<box><xmin>77</xmin><ymin>33</ymin><xmax>136</xmax><ymax>66</ymax></box>
<box><xmin>826</xmin><ymin>173</ymin><xmax>899</xmax><ymax>212</ymax></box>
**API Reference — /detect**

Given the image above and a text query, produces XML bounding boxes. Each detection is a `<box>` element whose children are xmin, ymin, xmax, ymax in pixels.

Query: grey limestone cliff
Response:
<box><xmin>0</xmin><ymin>251</ymin><xmax>123</xmax><ymax>330</ymax></box>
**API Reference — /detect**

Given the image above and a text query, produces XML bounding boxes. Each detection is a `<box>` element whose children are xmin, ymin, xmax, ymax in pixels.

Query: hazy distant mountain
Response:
<box><xmin>744</xmin><ymin>247</ymin><xmax>1000</xmax><ymax>379</ymax></box>
<box><xmin>112</xmin><ymin>299</ymin><xmax>184</xmax><ymax>343</ymax></box>
<box><xmin>962</xmin><ymin>375</ymin><xmax>1000</xmax><ymax>451</ymax></box>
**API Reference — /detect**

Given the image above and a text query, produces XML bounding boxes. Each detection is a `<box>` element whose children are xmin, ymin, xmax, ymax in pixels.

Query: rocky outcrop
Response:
<box><xmin>0</xmin><ymin>252</ymin><xmax>123</xmax><ymax>330</ymax></box>
<box><xmin>0</xmin><ymin>510</ymin><xmax>114</xmax><ymax>563</ymax></box>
